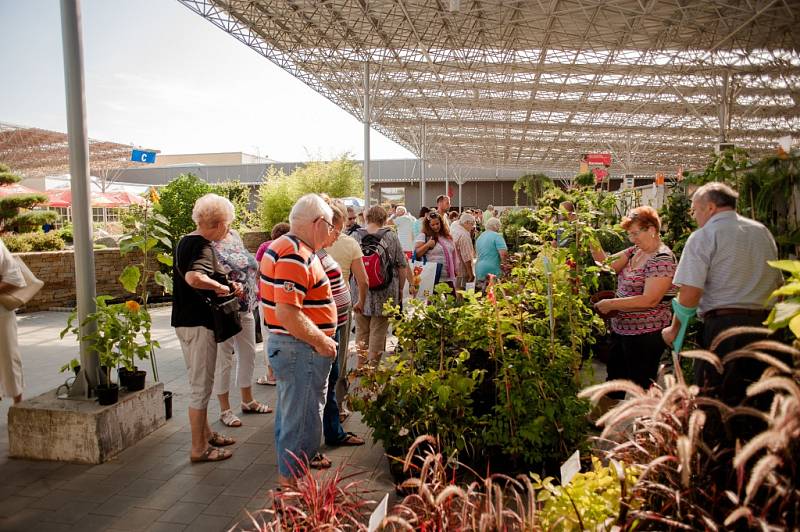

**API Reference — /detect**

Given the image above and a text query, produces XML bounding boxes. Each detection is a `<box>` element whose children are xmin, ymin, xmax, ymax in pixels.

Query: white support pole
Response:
<box><xmin>363</xmin><ymin>61</ymin><xmax>371</xmax><ymax>206</ymax></box>
<box><xmin>719</xmin><ymin>71</ymin><xmax>730</xmax><ymax>143</ymax></box>
<box><xmin>444</xmin><ymin>152</ymin><xmax>448</xmax><ymax>205</ymax></box>
<box><xmin>420</xmin><ymin>124</ymin><xmax>427</xmax><ymax>207</ymax></box>
<box><xmin>61</xmin><ymin>0</ymin><xmax>98</xmax><ymax>397</ymax></box>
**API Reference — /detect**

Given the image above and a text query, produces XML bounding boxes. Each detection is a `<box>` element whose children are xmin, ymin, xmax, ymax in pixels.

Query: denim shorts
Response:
<box><xmin>267</xmin><ymin>334</ymin><xmax>333</xmax><ymax>478</ymax></box>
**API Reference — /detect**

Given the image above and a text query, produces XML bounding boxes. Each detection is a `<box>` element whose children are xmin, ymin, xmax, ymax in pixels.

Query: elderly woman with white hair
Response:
<box><xmin>172</xmin><ymin>193</ymin><xmax>242</xmax><ymax>463</ymax></box>
<box><xmin>475</xmin><ymin>217</ymin><xmax>508</xmax><ymax>287</ymax></box>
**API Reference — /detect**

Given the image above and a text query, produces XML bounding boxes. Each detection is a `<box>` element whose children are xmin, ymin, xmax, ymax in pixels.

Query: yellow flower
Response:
<box><xmin>125</xmin><ymin>300</ymin><xmax>141</xmax><ymax>313</ymax></box>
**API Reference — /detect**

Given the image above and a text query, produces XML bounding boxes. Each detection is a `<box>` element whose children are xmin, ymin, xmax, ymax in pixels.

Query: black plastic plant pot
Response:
<box><xmin>117</xmin><ymin>367</ymin><xmax>129</xmax><ymax>387</ymax></box>
<box><xmin>125</xmin><ymin>370</ymin><xmax>147</xmax><ymax>392</ymax></box>
<box><xmin>96</xmin><ymin>383</ymin><xmax>119</xmax><ymax>406</ymax></box>
<box><xmin>163</xmin><ymin>391</ymin><xmax>173</xmax><ymax>420</ymax></box>
<box><xmin>118</xmin><ymin>366</ymin><xmax>138</xmax><ymax>389</ymax></box>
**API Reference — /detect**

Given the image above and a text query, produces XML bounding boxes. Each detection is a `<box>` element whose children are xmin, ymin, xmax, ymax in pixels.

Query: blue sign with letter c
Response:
<box><xmin>131</xmin><ymin>149</ymin><xmax>157</xmax><ymax>164</ymax></box>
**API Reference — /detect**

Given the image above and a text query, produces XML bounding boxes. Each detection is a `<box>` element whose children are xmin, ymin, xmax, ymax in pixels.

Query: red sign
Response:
<box><xmin>583</xmin><ymin>153</ymin><xmax>612</xmax><ymax>166</ymax></box>
<box><xmin>592</xmin><ymin>168</ymin><xmax>608</xmax><ymax>181</ymax></box>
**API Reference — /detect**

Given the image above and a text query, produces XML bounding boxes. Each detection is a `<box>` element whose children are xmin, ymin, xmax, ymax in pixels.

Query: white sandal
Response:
<box><xmin>241</xmin><ymin>400</ymin><xmax>273</xmax><ymax>414</ymax></box>
<box><xmin>220</xmin><ymin>409</ymin><xmax>242</xmax><ymax>427</ymax></box>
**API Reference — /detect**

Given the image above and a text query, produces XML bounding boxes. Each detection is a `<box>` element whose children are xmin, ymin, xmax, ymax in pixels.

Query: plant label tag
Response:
<box><xmin>561</xmin><ymin>449</ymin><xmax>580</xmax><ymax>485</ymax></box>
<box><xmin>368</xmin><ymin>493</ymin><xmax>389</xmax><ymax>532</ymax></box>
<box><xmin>465</xmin><ymin>281</ymin><xmax>476</xmax><ymax>291</ymax></box>
<box><xmin>779</xmin><ymin>135</ymin><xmax>791</xmax><ymax>153</ymax></box>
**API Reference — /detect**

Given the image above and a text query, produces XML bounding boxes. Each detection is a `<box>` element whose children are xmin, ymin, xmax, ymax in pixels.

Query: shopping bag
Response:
<box><xmin>0</xmin><ymin>256</ymin><xmax>44</xmax><ymax>311</ymax></box>
<box><xmin>411</xmin><ymin>259</ymin><xmax>440</xmax><ymax>301</ymax></box>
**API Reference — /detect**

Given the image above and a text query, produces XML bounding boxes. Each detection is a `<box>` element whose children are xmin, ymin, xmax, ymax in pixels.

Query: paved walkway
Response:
<box><xmin>0</xmin><ymin>308</ymin><xmax>394</xmax><ymax>532</ymax></box>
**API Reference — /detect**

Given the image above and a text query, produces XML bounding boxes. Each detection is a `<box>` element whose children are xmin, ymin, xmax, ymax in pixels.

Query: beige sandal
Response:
<box><xmin>220</xmin><ymin>409</ymin><xmax>242</xmax><ymax>427</ymax></box>
<box><xmin>241</xmin><ymin>400</ymin><xmax>273</xmax><ymax>414</ymax></box>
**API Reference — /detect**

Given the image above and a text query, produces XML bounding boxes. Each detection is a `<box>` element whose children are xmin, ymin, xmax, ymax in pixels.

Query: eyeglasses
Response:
<box><xmin>426</xmin><ymin>212</ymin><xmax>440</xmax><ymax>220</ymax></box>
<box><xmin>317</xmin><ymin>216</ymin><xmax>335</xmax><ymax>232</ymax></box>
<box><xmin>348</xmin><ymin>216</ymin><xmax>356</xmax><ymax>221</ymax></box>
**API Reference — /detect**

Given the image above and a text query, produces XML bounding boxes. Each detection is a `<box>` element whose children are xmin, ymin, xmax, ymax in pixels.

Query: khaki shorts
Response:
<box><xmin>176</xmin><ymin>326</ymin><xmax>217</xmax><ymax>410</ymax></box>
<box><xmin>354</xmin><ymin>313</ymin><xmax>389</xmax><ymax>356</ymax></box>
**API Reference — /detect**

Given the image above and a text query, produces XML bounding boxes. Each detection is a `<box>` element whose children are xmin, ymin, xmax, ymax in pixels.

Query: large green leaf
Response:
<box><xmin>767</xmin><ymin>260</ymin><xmax>800</xmax><ymax>276</ymax></box>
<box><xmin>770</xmin><ymin>299</ymin><xmax>800</xmax><ymax>327</ymax></box>
<box><xmin>154</xmin><ymin>271</ymin><xmax>173</xmax><ymax>295</ymax></box>
<box><xmin>156</xmin><ymin>253</ymin><xmax>173</xmax><ymax>267</ymax></box>
<box><xmin>119</xmin><ymin>265</ymin><xmax>141</xmax><ymax>294</ymax></box>
<box><xmin>769</xmin><ymin>282</ymin><xmax>800</xmax><ymax>298</ymax></box>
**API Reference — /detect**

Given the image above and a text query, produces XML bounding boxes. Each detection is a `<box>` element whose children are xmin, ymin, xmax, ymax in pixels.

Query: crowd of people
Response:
<box><xmin>167</xmin><ymin>192</ymin><xmax>509</xmax><ymax>486</ymax></box>
<box><xmin>1</xmin><ymin>182</ymin><xmax>789</xmax><ymax>493</ymax></box>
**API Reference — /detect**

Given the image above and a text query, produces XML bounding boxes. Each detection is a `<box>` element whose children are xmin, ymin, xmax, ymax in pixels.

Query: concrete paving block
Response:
<box><xmin>157</xmin><ymin>501</ymin><xmax>207</xmax><ymax>525</ymax></box>
<box><xmin>67</xmin><ymin>513</ymin><xmax>118</xmax><ymax>532</ymax></box>
<box><xmin>202</xmin><ymin>494</ymin><xmax>248</xmax><ymax>518</ymax></box>
<box><xmin>9</xmin><ymin>383</ymin><xmax>166</xmax><ymax>464</ymax></box>
<box><xmin>108</xmin><ymin>507</ymin><xmax>163</xmax><ymax>531</ymax></box>
<box><xmin>145</xmin><ymin>522</ymin><xmax>187</xmax><ymax>532</ymax></box>
<box><xmin>186</xmin><ymin>514</ymin><xmax>230</xmax><ymax>532</ymax></box>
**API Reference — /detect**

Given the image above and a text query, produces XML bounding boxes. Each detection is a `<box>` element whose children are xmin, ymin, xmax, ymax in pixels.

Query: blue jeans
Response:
<box><xmin>323</xmin><ymin>325</ymin><xmax>348</xmax><ymax>445</ymax></box>
<box><xmin>268</xmin><ymin>334</ymin><xmax>333</xmax><ymax>478</ymax></box>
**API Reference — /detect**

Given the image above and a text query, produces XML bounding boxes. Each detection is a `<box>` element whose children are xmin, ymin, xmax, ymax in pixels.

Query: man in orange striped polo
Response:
<box><xmin>260</xmin><ymin>194</ymin><xmax>338</xmax><ymax>488</ymax></box>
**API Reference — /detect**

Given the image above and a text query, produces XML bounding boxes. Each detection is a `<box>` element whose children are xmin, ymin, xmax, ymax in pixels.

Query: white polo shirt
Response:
<box><xmin>673</xmin><ymin>210</ymin><xmax>782</xmax><ymax>316</ymax></box>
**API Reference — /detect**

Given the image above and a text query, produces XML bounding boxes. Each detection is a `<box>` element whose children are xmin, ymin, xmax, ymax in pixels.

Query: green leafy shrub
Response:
<box><xmin>256</xmin><ymin>155</ymin><xmax>362</xmax><ymax>231</ymax></box>
<box><xmin>0</xmin><ymin>163</ymin><xmax>49</xmax><ymax>232</ymax></box>
<box><xmin>535</xmin><ymin>457</ymin><xmax>639</xmax><ymax>531</ymax></box>
<box><xmin>155</xmin><ymin>173</ymin><xmax>211</xmax><ymax>240</ymax></box>
<box><xmin>1</xmin><ymin>233</ymin><xmax>32</xmax><ymax>252</ymax></box>
<box><xmin>354</xmin><ymin>248</ymin><xmax>600</xmax><ymax>471</ymax></box>
<box><xmin>55</xmin><ymin>223</ymin><xmax>73</xmax><ymax>244</ymax></box>
<box><xmin>658</xmin><ymin>182</ymin><xmax>695</xmax><ymax>259</ymax></box>
<box><xmin>1</xmin><ymin>231</ymin><xmax>64</xmax><ymax>251</ymax></box>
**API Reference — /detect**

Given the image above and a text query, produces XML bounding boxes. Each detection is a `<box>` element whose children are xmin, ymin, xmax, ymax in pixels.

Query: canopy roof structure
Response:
<box><xmin>0</xmin><ymin>122</ymin><xmax>159</xmax><ymax>179</ymax></box>
<box><xmin>179</xmin><ymin>0</ymin><xmax>799</xmax><ymax>174</ymax></box>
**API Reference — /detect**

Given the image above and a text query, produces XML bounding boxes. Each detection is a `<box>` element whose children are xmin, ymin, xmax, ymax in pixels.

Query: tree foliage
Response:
<box><xmin>256</xmin><ymin>155</ymin><xmax>363</xmax><ymax>231</ymax></box>
<box><xmin>0</xmin><ymin>163</ymin><xmax>50</xmax><ymax>232</ymax></box>
<box><xmin>154</xmin><ymin>173</ymin><xmax>211</xmax><ymax>240</ymax></box>
<box><xmin>512</xmin><ymin>172</ymin><xmax>553</xmax><ymax>206</ymax></box>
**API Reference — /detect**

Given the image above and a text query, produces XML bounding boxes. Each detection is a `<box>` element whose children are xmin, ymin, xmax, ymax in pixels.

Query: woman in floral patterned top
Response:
<box><xmin>591</xmin><ymin>206</ymin><xmax>677</xmax><ymax>398</ymax></box>
<box><xmin>212</xmin><ymin>230</ymin><xmax>272</xmax><ymax>427</ymax></box>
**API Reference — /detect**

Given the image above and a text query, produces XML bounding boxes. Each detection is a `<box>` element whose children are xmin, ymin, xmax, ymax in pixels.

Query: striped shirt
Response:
<box><xmin>260</xmin><ymin>234</ymin><xmax>336</xmax><ymax>336</ymax></box>
<box><xmin>611</xmin><ymin>244</ymin><xmax>677</xmax><ymax>335</ymax></box>
<box><xmin>673</xmin><ymin>210</ymin><xmax>781</xmax><ymax>317</ymax></box>
<box><xmin>317</xmin><ymin>249</ymin><xmax>351</xmax><ymax>326</ymax></box>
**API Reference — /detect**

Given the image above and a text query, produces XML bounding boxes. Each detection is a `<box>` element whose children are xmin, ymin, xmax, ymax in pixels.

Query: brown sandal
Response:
<box><xmin>309</xmin><ymin>452</ymin><xmax>332</xmax><ymax>469</ymax></box>
<box><xmin>190</xmin><ymin>446</ymin><xmax>232</xmax><ymax>463</ymax></box>
<box><xmin>208</xmin><ymin>432</ymin><xmax>236</xmax><ymax>447</ymax></box>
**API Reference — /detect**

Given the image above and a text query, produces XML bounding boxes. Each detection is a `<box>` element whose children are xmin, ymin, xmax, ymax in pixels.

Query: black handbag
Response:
<box><xmin>208</xmin><ymin>294</ymin><xmax>242</xmax><ymax>343</ymax></box>
<box><xmin>176</xmin><ymin>244</ymin><xmax>243</xmax><ymax>343</ymax></box>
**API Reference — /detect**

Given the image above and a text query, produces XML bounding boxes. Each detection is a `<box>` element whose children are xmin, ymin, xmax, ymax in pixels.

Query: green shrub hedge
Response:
<box><xmin>1</xmin><ymin>232</ymin><xmax>66</xmax><ymax>252</ymax></box>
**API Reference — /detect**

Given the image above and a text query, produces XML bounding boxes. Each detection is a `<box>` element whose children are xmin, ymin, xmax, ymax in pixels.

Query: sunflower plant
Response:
<box><xmin>60</xmin><ymin>296</ymin><xmax>159</xmax><ymax>381</ymax></box>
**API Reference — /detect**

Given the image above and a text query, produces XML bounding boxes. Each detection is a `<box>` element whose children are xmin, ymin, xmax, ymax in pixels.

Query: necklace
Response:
<box><xmin>630</xmin><ymin>244</ymin><xmax>660</xmax><ymax>270</ymax></box>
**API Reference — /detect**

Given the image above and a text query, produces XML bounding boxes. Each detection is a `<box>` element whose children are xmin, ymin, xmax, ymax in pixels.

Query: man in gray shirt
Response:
<box><xmin>662</xmin><ymin>182</ymin><xmax>782</xmax><ymax>409</ymax></box>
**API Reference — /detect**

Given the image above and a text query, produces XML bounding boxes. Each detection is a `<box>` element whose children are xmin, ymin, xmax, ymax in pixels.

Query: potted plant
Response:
<box><xmin>60</xmin><ymin>295</ymin><xmax>159</xmax><ymax>403</ymax></box>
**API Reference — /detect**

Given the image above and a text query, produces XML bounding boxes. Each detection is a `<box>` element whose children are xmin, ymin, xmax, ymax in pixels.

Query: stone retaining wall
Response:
<box><xmin>241</xmin><ymin>231</ymin><xmax>268</xmax><ymax>254</ymax></box>
<box><xmin>15</xmin><ymin>249</ymin><xmax>163</xmax><ymax>312</ymax></box>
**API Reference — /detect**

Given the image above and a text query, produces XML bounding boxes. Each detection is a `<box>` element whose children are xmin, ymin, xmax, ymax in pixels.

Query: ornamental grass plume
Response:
<box><xmin>381</xmin><ymin>435</ymin><xmax>541</xmax><ymax>531</ymax></box>
<box><xmin>236</xmin><ymin>452</ymin><xmax>374</xmax><ymax>531</ymax></box>
<box><xmin>579</xmin><ymin>327</ymin><xmax>800</xmax><ymax>530</ymax></box>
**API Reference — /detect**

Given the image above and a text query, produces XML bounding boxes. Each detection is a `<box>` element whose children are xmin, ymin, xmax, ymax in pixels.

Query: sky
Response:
<box><xmin>0</xmin><ymin>0</ymin><xmax>414</xmax><ymax>162</ymax></box>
